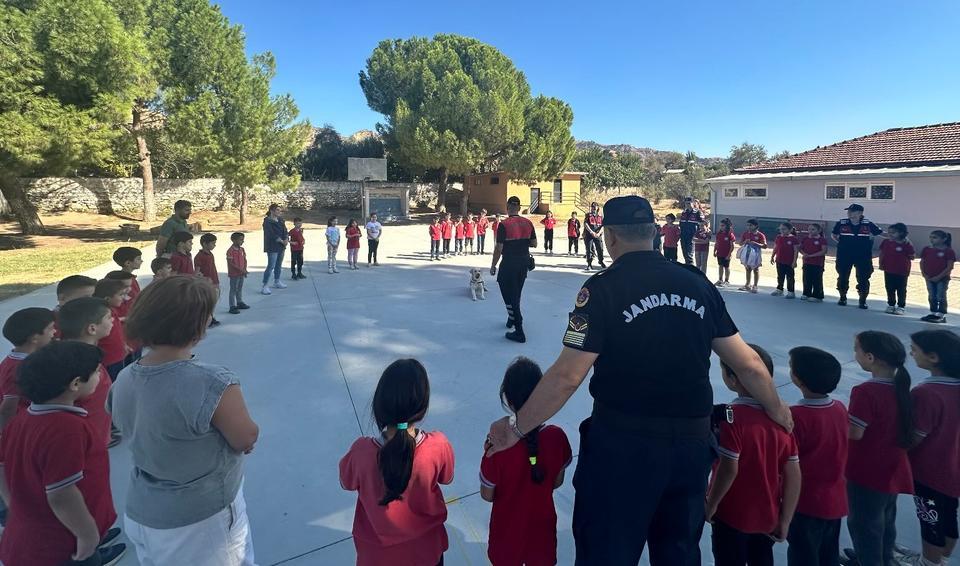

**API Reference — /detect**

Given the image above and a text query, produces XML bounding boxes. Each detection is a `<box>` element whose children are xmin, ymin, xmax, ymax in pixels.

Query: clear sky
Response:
<box><xmin>217</xmin><ymin>0</ymin><xmax>960</xmax><ymax>157</ymax></box>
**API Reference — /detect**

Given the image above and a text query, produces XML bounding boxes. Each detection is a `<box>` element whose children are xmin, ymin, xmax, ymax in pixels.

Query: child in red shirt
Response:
<box><xmin>738</xmin><ymin>219</ymin><xmax>767</xmax><ymax>293</ymax></box>
<box><xmin>476</xmin><ymin>209</ymin><xmax>490</xmax><ymax>255</ymax></box>
<box><xmin>879</xmin><ymin>222</ymin><xmax>915</xmax><ymax>315</ymax></box>
<box><xmin>799</xmin><ymin>223</ymin><xmax>828</xmax><ymax>302</ymax></box>
<box><xmin>194</xmin><ymin>233</ymin><xmax>222</xmax><ymax>327</ymax></box>
<box><xmin>919</xmin><ymin>230</ymin><xmax>955</xmax><ymax>323</ymax></box>
<box><xmin>706</xmin><ymin>344</ymin><xmax>801</xmax><ymax>566</ymax></box>
<box><xmin>112</xmin><ymin>246</ymin><xmax>143</xmax><ymax>318</ymax></box>
<box><xmin>693</xmin><ymin>221</ymin><xmax>712</xmax><ymax>274</ymax></box>
<box><xmin>0</xmin><ymin>308</ymin><xmax>56</xmax><ymax>430</ymax></box>
<box><xmin>226</xmin><ymin>232</ymin><xmax>250</xmax><ymax>314</ymax></box>
<box><xmin>491</xmin><ymin>214</ymin><xmax>503</xmax><ymax>245</ymax></box>
<box><xmin>464</xmin><ymin>215</ymin><xmax>476</xmax><ymax>255</ymax></box>
<box><xmin>429</xmin><ymin>216</ymin><xmax>443</xmax><ymax>261</ymax></box>
<box><xmin>339</xmin><ymin>359</ymin><xmax>454</xmax><ymax>566</ymax></box>
<box><xmin>786</xmin><ymin>346</ymin><xmax>848</xmax><ymax>566</ymax></box>
<box><xmin>909</xmin><ymin>329</ymin><xmax>960</xmax><ymax>565</ymax></box>
<box><xmin>0</xmin><ymin>341</ymin><xmax>125</xmax><ymax>566</ymax></box>
<box><xmin>452</xmin><ymin>215</ymin><xmax>465</xmax><ymax>256</ymax></box>
<box><xmin>770</xmin><ymin>222</ymin><xmax>800</xmax><ymax>298</ymax></box>
<box><xmin>714</xmin><ymin>218</ymin><xmax>736</xmax><ymax>286</ymax></box>
<box><xmin>660</xmin><ymin>213</ymin><xmax>680</xmax><ymax>261</ymax></box>
<box><xmin>441</xmin><ymin>213</ymin><xmax>453</xmax><ymax>257</ymax></box>
<box><xmin>848</xmin><ymin>331</ymin><xmax>915</xmax><ymax>566</ymax></box>
<box><xmin>289</xmin><ymin>216</ymin><xmax>306</xmax><ymax>279</ymax></box>
<box><xmin>480</xmin><ymin>357</ymin><xmax>572</xmax><ymax>566</ymax></box>
<box><xmin>540</xmin><ymin>211</ymin><xmax>557</xmax><ymax>255</ymax></box>
<box><xmin>169</xmin><ymin>231</ymin><xmax>195</xmax><ymax>275</ymax></box>
<box><xmin>93</xmin><ymin>278</ymin><xmax>131</xmax><ymax>382</ymax></box>
<box><xmin>567</xmin><ymin>211</ymin><xmax>581</xmax><ymax>256</ymax></box>
<box><xmin>346</xmin><ymin>218</ymin><xmax>362</xmax><ymax>270</ymax></box>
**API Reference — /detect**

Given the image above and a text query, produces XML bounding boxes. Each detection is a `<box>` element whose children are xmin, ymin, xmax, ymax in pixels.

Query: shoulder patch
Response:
<box><xmin>563</xmin><ymin>312</ymin><xmax>589</xmax><ymax>348</ymax></box>
<box><xmin>575</xmin><ymin>287</ymin><xmax>590</xmax><ymax>307</ymax></box>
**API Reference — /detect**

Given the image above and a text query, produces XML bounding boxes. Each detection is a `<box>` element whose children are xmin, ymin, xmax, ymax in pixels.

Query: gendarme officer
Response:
<box><xmin>486</xmin><ymin>195</ymin><xmax>792</xmax><ymax>566</ymax></box>
<box><xmin>831</xmin><ymin>203</ymin><xmax>882</xmax><ymax>308</ymax></box>
<box><xmin>491</xmin><ymin>196</ymin><xmax>537</xmax><ymax>343</ymax></box>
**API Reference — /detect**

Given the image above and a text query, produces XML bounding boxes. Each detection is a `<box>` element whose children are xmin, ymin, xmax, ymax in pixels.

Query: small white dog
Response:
<box><xmin>469</xmin><ymin>268</ymin><xmax>487</xmax><ymax>301</ymax></box>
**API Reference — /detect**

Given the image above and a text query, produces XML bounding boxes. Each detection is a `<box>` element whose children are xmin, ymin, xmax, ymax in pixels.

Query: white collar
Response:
<box><xmin>798</xmin><ymin>397</ymin><xmax>833</xmax><ymax>407</ymax></box>
<box><xmin>28</xmin><ymin>403</ymin><xmax>88</xmax><ymax>416</ymax></box>
<box><xmin>7</xmin><ymin>351</ymin><xmax>28</xmax><ymax>360</ymax></box>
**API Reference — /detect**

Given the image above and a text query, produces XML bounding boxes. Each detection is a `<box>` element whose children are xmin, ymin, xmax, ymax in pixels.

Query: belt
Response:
<box><xmin>592</xmin><ymin>401</ymin><xmax>710</xmax><ymax>439</ymax></box>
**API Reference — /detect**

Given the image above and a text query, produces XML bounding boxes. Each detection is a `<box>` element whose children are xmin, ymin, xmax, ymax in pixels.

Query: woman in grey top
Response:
<box><xmin>114</xmin><ymin>275</ymin><xmax>260</xmax><ymax>566</ymax></box>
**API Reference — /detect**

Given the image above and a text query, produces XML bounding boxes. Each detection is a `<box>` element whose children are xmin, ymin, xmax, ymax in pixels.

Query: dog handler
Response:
<box><xmin>490</xmin><ymin>196</ymin><xmax>537</xmax><ymax>343</ymax></box>
<box><xmin>485</xmin><ymin>195</ymin><xmax>793</xmax><ymax>565</ymax></box>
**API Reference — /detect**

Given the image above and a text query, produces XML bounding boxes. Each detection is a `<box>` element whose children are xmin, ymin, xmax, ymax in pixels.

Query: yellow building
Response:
<box><xmin>463</xmin><ymin>171</ymin><xmax>588</xmax><ymax>217</ymax></box>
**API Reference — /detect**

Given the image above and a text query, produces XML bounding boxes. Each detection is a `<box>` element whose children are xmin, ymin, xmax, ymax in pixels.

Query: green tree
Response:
<box><xmin>300</xmin><ymin>125</ymin><xmax>347</xmax><ymax>181</ymax></box>
<box><xmin>360</xmin><ymin>34</ymin><xmax>573</xmax><ymax>212</ymax></box>
<box><xmin>728</xmin><ymin>142</ymin><xmax>768</xmax><ymax>171</ymax></box>
<box><xmin>770</xmin><ymin>149</ymin><xmax>792</xmax><ymax>161</ymax></box>
<box><xmin>0</xmin><ymin>0</ymin><xmax>137</xmax><ymax>234</ymax></box>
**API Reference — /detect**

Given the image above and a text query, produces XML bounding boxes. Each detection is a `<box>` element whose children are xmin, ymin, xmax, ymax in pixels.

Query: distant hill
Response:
<box><xmin>576</xmin><ymin>140</ymin><xmax>725</xmax><ymax>166</ymax></box>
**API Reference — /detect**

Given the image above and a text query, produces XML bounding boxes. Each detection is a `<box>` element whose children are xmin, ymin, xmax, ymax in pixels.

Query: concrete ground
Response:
<box><xmin>0</xmin><ymin>223</ymin><xmax>955</xmax><ymax>566</ymax></box>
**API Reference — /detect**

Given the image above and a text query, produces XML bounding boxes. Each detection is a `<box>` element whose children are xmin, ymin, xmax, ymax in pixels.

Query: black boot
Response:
<box><xmin>298</xmin><ymin>271</ymin><xmax>306</xmax><ymax>279</ymax></box>
<box><xmin>506</xmin><ymin>318</ymin><xmax>514</xmax><ymax>329</ymax></box>
<box><xmin>505</xmin><ymin>325</ymin><xmax>526</xmax><ymax>343</ymax></box>
<box><xmin>837</xmin><ymin>295</ymin><xmax>847</xmax><ymax>306</ymax></box>
<box><xmin>858</xmin><ymin>295</ymin><xmax>868</xmax><ymax>309</ymax></box>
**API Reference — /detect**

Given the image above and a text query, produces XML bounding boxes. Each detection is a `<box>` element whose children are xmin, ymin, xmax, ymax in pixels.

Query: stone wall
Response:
<box><xmin>14</xmin><ymin>177</ymin><xmax>456</xmax><ymax>215</ymax></box>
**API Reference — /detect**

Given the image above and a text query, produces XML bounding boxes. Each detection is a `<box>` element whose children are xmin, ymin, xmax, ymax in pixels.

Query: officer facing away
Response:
<box><xmin>486</xmin><ymin>195</ymin><xmax>793</xmax><ymax>566</ymax></box>
<box><xmin>491</xmin><ymin>196</ymin><xmax>537</xmax><ymax>343</ymax></box>
<box><xmin>831</xmin><ymin>203</ymin><xmax>882</xmax><ymax>308</ymax></box>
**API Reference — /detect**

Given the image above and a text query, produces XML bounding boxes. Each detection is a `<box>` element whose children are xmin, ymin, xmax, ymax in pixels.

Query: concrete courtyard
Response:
<box><xmin>0</xmin><ymin>222</ymin><xmax>953</xmax><ymax>565</ymax></box>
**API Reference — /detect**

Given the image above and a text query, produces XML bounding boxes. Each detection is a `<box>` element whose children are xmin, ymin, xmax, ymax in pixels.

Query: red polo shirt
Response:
<box><xmin>0</xmin><ymin>404</ymin><xmax>116</xmax><ymax>566</ymax></box>
<box><xmin>567</xmin><ymin>218</ymin><xmax>580</xmax><ymax>238</ymax></box>
<box><xmin>741</xmin><ymin>230</ymin><xmax>767</xmax><ymax>247</ymax></box>
<box><xmin>455</xmin><ymin>222</ymin><xmax>465</xmax><ymax>239</ymax></box>
<box><xmin>116</xmin><ymin>276</ymin><xmax>141</xmax><ymax>319</ymax></box>
<box><xmin>694</xmin><ymin>228</ymin><xmax>711</xmax><ymax>252</ymax></box>
<box><xmin>491</xmin><ymin>220</ymin><xmax>501</xmax><ymax>235</ymax></box>
<box><xmin>773</xmin><ymin>234</ymin><xmax>800</xmax><ymax>265</ymax></box>
<box><xmin>193</xmin><ymin>249</ymin><xmax>220</xmax><ymax>285</ymax></box>
<box><xmin>226</xmin><ymin>245</ymin><xmax>248</xmax><ymax>278</ymax></box>
<box><xmin>714</xmin><ymin>398</ymin><xmax>799</xmax><ymax>534</ymax></box>
<box><xmin>0</xmin><ymin>352</ymin><xmax>29</xmax><ymax>414</ymax></box>
<box><xmin>791</xmin><ymin>398</ymin><xmax>849</xmax><ymax>519</ymax></box>
<box><xmin>541</xmin><ymin>217</ymin><xmax>557</xmax><ymax>230</ymax></box>
<box><xmin>911</xmin><ymin>379</ymin><xmax>960</xmax><ymax>497</ymax></box>
<box><xmin>97</xmin><ymin>309</ymin><xmax>127</xmax><ymax>367</ymax></box>
<box><xmin>801</xmin><ymin>235</ymin><xmax>828</xmax><ymax>266</ymax></box>
<box><xmin>464</xmin><ymin>221</ymin><xmax>476</xmax><ymax>238</ymax></box>
<box><xmin>76</xmin><ymin>365</ymin><xmax>112</xmax><ymax>448</ymax></box>
<box><xmin>170</xmin><ymin>251</ymin><xmax>195</xmax><ymax>275</ymax></box>
<box><xmin>477</xmin><ymin>217</ymin><xmax>489</xmax><ymax>233</ymax></box>
<box><xmin>847</xmin><ymin>379</ymin><xmax>913</xmax><ymax>494</ymax></box>
<box><xmin>289</xmin><ymin>227</ymin><xmax>305</xmax><ymax>252</ymax></box>
<box><xmin>879</xmin><ymin>239</ymin><xmax>915</xmax><ymax>276</ymax></box>
<box><xmin>714</xmin><ymin>230</ymin><xmax>736</xmax><ymax>258</ymax></box>
<box><xmin>480</xmin><ymin>425</ymin><xmax>572</xmax><ymax>566</ymax></box>
<box><xmin>920</xmin><ymin>246</ymin><xmax>956</xmax><ymax>278</ymax></box>
<box><xmin>441</xmin><ymin>220</ymin><xmax>453</xmax><ymax>239</ymax></box>
<box><xmin>661</xmin><ymin>224</ymin><xmax>680</xmax><ymax>248</ymax></box>
<box><xmin>429</xmin><ymin>224</ymin><xmax>442</xmax><ymax>241</ymax></box>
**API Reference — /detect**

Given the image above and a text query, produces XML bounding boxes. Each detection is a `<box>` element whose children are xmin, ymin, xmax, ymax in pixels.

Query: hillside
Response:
<box><xmin>576</xmin><ymin>140</ymin><xmax>725</xmax><ymax>166</ymax></box>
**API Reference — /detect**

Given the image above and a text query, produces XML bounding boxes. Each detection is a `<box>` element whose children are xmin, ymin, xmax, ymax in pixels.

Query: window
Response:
<box><xmin>553</xmin><ymin>180</ymin><xmax>563</xmax><ymax>203</ymax></box>
<box><xmin>490</xmin><ymin>176</ymin><xmax>500</xmax><ymax>185</ymax></box>
<box><xmin>848</xmin><ymin>186</ymin><xmax>867</xmax><ymax>199</ymax></box>
<box><xmin>870</xmin><ymin>184</ymin><xmax>894</xmax><ymax>200</ymax></box>
<box><xmin>742</xmin><ymin>186</ymin><xmax>768</xmax><ymax>199</ymax></box>
<box><xmin>723</xmin><ymin>186</ymin><xmax>740</xmax><ymax>198</ymax></box>
<box><xmin>474</xmin><ymin>178</ymin><xmax>480</xmax><ymax>185</ymax></box>
<box><xmin>823</xmin><ymin>182</ymin><xmax>895</xmax><ymax>200</ymax></box>
<box><xmin>825</xmin><ymin>185</ymin><xmax>846</xmax><ymax>199</ymax></box>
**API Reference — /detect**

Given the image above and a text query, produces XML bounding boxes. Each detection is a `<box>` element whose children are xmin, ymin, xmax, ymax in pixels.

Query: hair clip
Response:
<box><xmin>396</xmin><ymin>423</ymin><xmax>408</xmax><ymax>430</ymax></box>
<box><xmin>528</xmin><ymin>456</ymin><xmax>537</xmax><ymax>466</ymax></box>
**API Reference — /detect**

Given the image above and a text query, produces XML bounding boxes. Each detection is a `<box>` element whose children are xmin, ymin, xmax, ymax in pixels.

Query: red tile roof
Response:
<box><xmin>737</xmin><ymin>122</ymin><xmax>960</xmax><ymax>173</ymax></box>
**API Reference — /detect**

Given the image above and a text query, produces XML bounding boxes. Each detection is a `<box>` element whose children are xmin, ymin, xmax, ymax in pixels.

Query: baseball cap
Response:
<box><xmin>844</xmin><ymin>203</ymin><xmax>864</xmax><ymax>212</ymax></box>
<box><xmin>602</xmin><ymin>196</ymin><xmax>656</xmax><ymax>225</ymax></box>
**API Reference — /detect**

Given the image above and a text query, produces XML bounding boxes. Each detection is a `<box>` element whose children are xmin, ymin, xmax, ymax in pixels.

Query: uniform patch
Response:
<box><xmin>568</xmin><ymin>314</ymin><xmax>588</xmax><ymax>332</ymax></box>
<box><xmin>563</xmin><ymin>312</ymin><xmax>588</xmax><ymax>348</ymax></box>
<box><xmin>575</xmin><ymin>287</ymin><xmax>590</xmax><ymax>308</ymax></box>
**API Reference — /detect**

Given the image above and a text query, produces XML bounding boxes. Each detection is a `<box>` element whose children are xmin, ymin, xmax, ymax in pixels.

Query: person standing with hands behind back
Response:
<box><xmin>261</xmin><ymin>203</ymin><xmax>289</xmax><ymax>295</ymax></box>
<box><xmin>919</xmin><ymin>230</ymin><xmax>955</xmax><ymax>323</ymax></box>
<box><xmin>288</xmin><ymin>217</ymin><xmax>306</xmax><ymax>280</ymax></box>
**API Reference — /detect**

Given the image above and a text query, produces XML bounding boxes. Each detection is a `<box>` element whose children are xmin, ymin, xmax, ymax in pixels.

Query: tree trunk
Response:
<box><xmin>460</xmin><ymin>182</ymin><xmax>471</xmax><ymax>214</ymax></box>
<box><xmin>132</xmin><ymin>101</ymin><xmax>156</xmax><ymax>222</ymax></box>
<box><xmin>239</xmin><ymin>185</ymin><xmax>249</xmax><ymax>225</ymax></box>
<box><xmin>0</xmin><ymin>175</ymin><xmax>45</xmax><ymax>235</ymax></box>
<box><xmin>435</xmin><ymin>167</ymin><xmax>448</xmax><ymax>213</ymax></box>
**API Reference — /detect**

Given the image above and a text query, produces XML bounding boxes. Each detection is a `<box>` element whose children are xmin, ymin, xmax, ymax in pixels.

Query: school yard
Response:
<box><xmin>0</xmin><ymin>222</ymin><xmax>955</xmax><ymax>565</ymax></box>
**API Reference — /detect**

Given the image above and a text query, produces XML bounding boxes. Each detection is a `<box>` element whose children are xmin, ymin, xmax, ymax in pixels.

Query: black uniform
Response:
<box><xmin>679</xmin><ymin>208</ymin><xmax>703</xmax><ymax>265</ymax></box>
<box><xmin>565</xmin><ymin>245</ymin><xmax>738</xmax><ymax>563</ymax></box>
<box><xmin>584</xmin><ymin>212</ymin><xmax>605</xmax><ymax>267</ymax></box>
<box><xmin>496</xmin><ymin>215</ymin><xmax>535</xmax><ymax>330</ymax></box>
<box><xmin>832</xmin><ymin>217</ymin><xmax>882</xmax><ymax>304</ymax></box>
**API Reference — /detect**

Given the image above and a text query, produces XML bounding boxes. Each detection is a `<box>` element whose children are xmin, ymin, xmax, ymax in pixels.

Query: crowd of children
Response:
<box><xmin>427</xmin><ymin>211</ymin><xmax>496</xmax><ymax>260</ymax></box>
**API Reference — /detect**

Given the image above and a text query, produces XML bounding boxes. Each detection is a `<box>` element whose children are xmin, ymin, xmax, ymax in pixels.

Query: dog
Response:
<box><xmin>469</xmin><ymin>268</ymin><xmax>487</xmax><ymax>301</ymax></box>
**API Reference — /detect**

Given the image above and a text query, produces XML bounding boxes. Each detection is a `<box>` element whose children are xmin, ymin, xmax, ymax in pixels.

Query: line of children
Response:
<box><xmin>714</xmin><ymin>218</ymin><xmax>737</xmax><ymax>286</ymax></box>
<box><xmin>694</xmin><ymin>220</ymin><xmax>712</xmax><ymax>274</ymax></box>
<box><xmin>770</xmin><ymin>222</ymin><xmax>800</xmax><ymax>299</ymax></box>
<box><xmin>541</xmin><ymin>211</ymin><xmax>556</xmax><ymax>255</ymax></box>
<box><xmin>661</xmin><ymin>213</ymin><xmax>680</xmax><ymax>261</ymax></box>
<box><xmin>346</xmin><ymin>218</ymin><xmax>362</xmax><ymax>270</ymax></box>
<box><xmin>567</xmin><ymin>211</ymin><xmax>581</xmax><ymax>255</ymax></box>
<box><xmin>194</xmin><ymin>233</ymin><xmax>223</xmax><ymax>327</ymax></box>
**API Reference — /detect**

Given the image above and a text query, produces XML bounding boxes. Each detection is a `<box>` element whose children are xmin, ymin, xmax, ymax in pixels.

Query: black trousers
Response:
<box><xmin>884</xmin><ymin>272</ymin><xmax>907</xmax><ymax>307</ymax></box>
<box><xmin>803</xmin><ymin>265</ymin><xmax>825</xmax><ymax>299</ymax></box>
<box><xmin>776</xmin><ymin>263</ymin><xmax>795</xmax><ymax>292</ymax></box>
<box><xmin>711</xmin><ymin>519</ymin><xmax>774</xmax><ymax>566</ymax></box>
<box><xmin>442</xmin><ymin>238</ymin><xmax>451</xmax><ymax>254</ymax></box>
<box><xmin>664</xmin><ymin>247</ymin><xmax>678</xmax><ymax>261</ymax></box>
<box><xmin>836</xmin><ymin>258</ymin><xmax>873</xmax><ymax>299</ymax></box>
<box><xmin>497</xmin><ymin>261</ymin><xmax>528</xmax><ymax>327</ymax></box>
<box><xmin>569</xmin><ymin>236</ymin><xmax>579</xmax><ymax>254</ymax></box>
<box><xmin>544</xmin><ymin>229</ymin><xmax>554</xmax><ymax>251</ymax></box>
<box><xmin>291</xmin><ymin>250</ymin><xmax>304</xmax><ymax>274</ymax></box>
<box><xmin>585</xmin><ymin>236</ymin><xmax>604</xmax><ymax>266</ymax></box>
<box><xmin>367</xmin><ymin>239</ymin><xmax>379</xmax><ymax>263</ymax></box>
<box><xmin>680</xmin><ymin>234</ymin><xmax>695</xmax><ymax>265</ymax></box>
<box><xmin>572</xmin><ymin>414</ymin><xmax>713</xmax><ymax>566</ymax></box>
<box><xmin>430</xmin><ymin>240</ymin><xmax>440</xmax><ymax>258</ymax></box>
<box><xmin>477</xmin><ymin>234</ymin><xmax>486</xmax><ymax>254</ymax></box>
<box><xmin>787</xmin><ymin>513</ymin><xmax>840</xmax><ymax>566</ymax></box>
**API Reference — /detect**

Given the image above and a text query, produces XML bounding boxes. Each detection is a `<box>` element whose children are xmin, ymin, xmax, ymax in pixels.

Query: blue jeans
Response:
<box><xmin>926</xmin><ymin>278</ymin><xmax>949</xmax><ymax>314</ymax></box>
<box><xmin>263</xmin><ymin>249</ymin><xmax>285</xmax><ymax>285</ymax></box>
<box><xmin>847</xmin><ymin>481</ymin><xmax>898</xmax><ymax>566</ymax></box>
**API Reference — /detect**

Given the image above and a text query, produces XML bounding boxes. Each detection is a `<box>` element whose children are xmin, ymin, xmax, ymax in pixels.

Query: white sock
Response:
<box><xmin>920</xmin><ymin>557</ymin><xmax>941</xmax><ymax>566</ymax></box>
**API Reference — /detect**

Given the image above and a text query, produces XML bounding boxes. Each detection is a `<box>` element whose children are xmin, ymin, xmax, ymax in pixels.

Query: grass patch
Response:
<box><xmin>0</xmin><ymin>242</ymin><xmax>126</xmax><ymax>302</ymax></box>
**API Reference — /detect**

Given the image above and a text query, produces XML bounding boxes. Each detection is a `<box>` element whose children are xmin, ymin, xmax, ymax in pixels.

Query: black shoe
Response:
<box><xmin>99</xmin><ymin>527</ymin><xmax>122</xmax><ymax>548</ymax></box>
<box><xmin>209</xmin><ymin>318</ymin><xmax>221</xmax><ymax>328</ymax></box>
<box><xmin>99</xmin><ymin>543</ymin><xmax>127</xmax><ymax>566</ymax></box>
<box><xmin>837</xmin><ymin>297</ymin><xmax>847</xmax><ymax>306</ymax></box>
<box><xmin>921</xmin><ymin>314</ymin><xmax>940</xmax><ymax>322</ymax></box>
<box><xmin>932</xmin><ymin>315</ymin><xmax>947</xmax><ymax>324</ymax></box>
<box><xmin>858</xmin><ymin>302</ymin><xmax>868</xmax><ymax>310</ymax></box>
<box><xmin>237</xmin><ymin>302</ymin><xmax>250</xmax><ymax>309</ymax></box>
<box><xmin>599</xmin><ymin>262</ymin><xmax>607</xmax><ymax>269</ymax></box>
<box><xmin>298</xmin><ymin>272</ymin><xmax>307</xmax><ymax>278</ymax></box>
<box><xmin>229</xmin><ymin>307</ymin><xmax>241</xmax><ymax>314</ymax></box>
<box><xmin>291</xmin><ymin>273</ymin><xmax>298</xmax><ymax>280</ymax></box>
<box><xmin>506</xmin><ymin>318</ymin><xmax>515</xmax><ymax>329</ymax></box>
<box><xmin>505</xmin><ymin>329</ymin><xmax>526</xmax><ymax>343</ymax></box>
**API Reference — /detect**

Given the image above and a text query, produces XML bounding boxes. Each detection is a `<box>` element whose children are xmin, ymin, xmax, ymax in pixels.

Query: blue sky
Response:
<box><xmin>218</xmin><ymin>0</ymin><xmax>959</xmax><ymax>157</ymax></box>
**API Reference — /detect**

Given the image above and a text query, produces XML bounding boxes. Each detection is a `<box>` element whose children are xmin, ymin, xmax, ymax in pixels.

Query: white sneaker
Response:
<box><xmin>261</xmin><ymin>285</ymin><xmax>272</xmax><ymax>295</ymax></box>
<box><xmin>273</xmin><ymin>280</ymin><xmax>287</xmax><ymax>289</ymax></box>
<box><xmin>771</xmin><ymin>289</ymin><xmax>784</xmax><ymax>297</ymax></box>
<box><xmin>800</xmin><ymin>295</ymin><xmax>809</xmax><ymax>301</ymax></box>
<box><xmin>333</xmin><ymin>268</ymin><xmax>340</xmax><ymax>273</ymax></box>
<box><xmin>785</xmin><ymin>292</ymin><xmax>796</xmax><ymax>299</ymax></box>
<box><xmin>328</xmin><ymin>268</ymin><xmax>334</xmax><ymax>274</ymax></box>
<box><xmin>885</xmin><ymin>305</ymin><xmax>897</xmax><ymax>314</ymax></box>
<box><xmin>895</xmin><ymin>307</ymin><xmax>905</xmax><ymax>315</ymax></box>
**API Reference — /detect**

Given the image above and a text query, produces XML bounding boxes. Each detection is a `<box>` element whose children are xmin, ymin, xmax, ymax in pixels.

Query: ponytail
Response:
<box><xmin>372</xmin><ymin>359</ymin><xmax>430</xmax><ymax>506</ymax></box>
<box><xmin>523</xmin><ymin>429</ymin><xmax>545</xmax><ymax>484</ymax></box>
<box><xmin>500</xmin><ymin>356</ymin><xmax>545</xmax><ymax>484</ymax></box>
<box><xmin>857</xmin><ymin>331</ymin><xmax>913</xmax><ymax>448</ymax></box>
<box><xmin>932</xmin><ymin>229</ymin><xmax>952</xmax><ymax>248</ymax></box>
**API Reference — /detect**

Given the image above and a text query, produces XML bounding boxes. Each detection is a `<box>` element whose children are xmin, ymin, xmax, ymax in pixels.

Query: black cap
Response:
<box><xmin>602</xmin><ymin>195</ymin><xmax>656</xmax><ymax>225</ymax></box>
<box><xmin>844</xmin><ymin>203</ymin><xmax>864</xmax><ymax>212</ymax></box>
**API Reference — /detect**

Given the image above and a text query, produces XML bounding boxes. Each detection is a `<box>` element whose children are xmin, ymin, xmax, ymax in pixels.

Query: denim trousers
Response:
<box><xmin>926</xmin><ymin>278</ymin><xmax>949</xmax><ymax>313</ymax></box>
<box><xmin>847</xmin><ymin>481</ymin><xmax>898</xmax><ymax>566</ymax></box>
<box><xmin>262</xmin><ymin>249</ymin><xmax>285</xmax><ymax>285</ymax></box>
